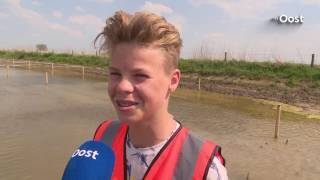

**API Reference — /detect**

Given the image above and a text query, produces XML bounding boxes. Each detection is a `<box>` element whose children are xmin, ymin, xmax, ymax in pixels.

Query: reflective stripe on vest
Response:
<box><xmin>94</xmin><ymin>120</ymin><xmax>218</xmax><ymax>180</ymax></box>
<box><xmin>174</xmin><ymin>132</ymin><xmax>216</xmax><ymax>180</ymax></box>
<box><xmin>94</xmin><ymin>120</ymin><xmax>127</xmax><ymax>179</ymax></box>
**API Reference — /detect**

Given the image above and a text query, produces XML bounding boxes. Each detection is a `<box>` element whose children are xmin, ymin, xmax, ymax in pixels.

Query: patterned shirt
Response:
<box><xmin>125</xmin><ymin>123</ymin><xmax>228</xmax><ymax>180</ymax></box>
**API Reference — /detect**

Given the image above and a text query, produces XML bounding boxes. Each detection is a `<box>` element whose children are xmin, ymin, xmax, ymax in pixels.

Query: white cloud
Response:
<box><xmin>141</xmin><ymin>1</ymin><xmax>173</xmax><ymax>15</ymax></box>
<box><xmin>31</xmin><ymin>0</ymin><xmax>40</xmax><ymax>6</ymax></box>
<box><xmin>302</xmin><ymin>0</ymin><xmax>320</xmax><ymax>5</ymax></box>
<box><xmin>204</xmin><ymin>32</ymin><xmax>224</xmax><ymax>39</ymax></box>
<box><xmin>4</xmin><ymin>0</ymin><xmax>82</xmax><ymax>37</ymax></box>
<box><xmin>190</xmin><ymin>0</ymin><xmax>289</xmax><ymax>19</ymax></box>
<box><xmin>92</xmin><ymin>0</ymin><xmax>114</xmax><ymax>4</ymax></box>
<box><xmin>75</xmin><ymin>6</ymin><xmax>86</xmax><ymax>13</ymax></box>
<box><xmin>48</xmin><ymin>23</ymin><xmax>83</xmax><ymax>36</ymax></box>
<box><xmin>69</xmin><ymin>14</ymin><xmax>105</xmax><ymax>29</ymax></box>
<box><xmin>167</xmin><ymin>15</ymin><xmax>186</xmax><ymax>32</ymax></box>
<box><xmin>0</xmin><ymin>12</ymin><xmax>8</xmax><ymax>18</ymax></box>
<box><xmin>140</xmin><ymin>2</ymin><xmax>185</xmax><ymax>32</ymax></box>
<box><xmin>52</xmin><ymin>11</ymin><xmax>63</xmax><ymax>18</ymax></box>
<box><xmin>5</xmin><ymin>0</ymin><xmax>20</xmax><ymax>6</ymax></box>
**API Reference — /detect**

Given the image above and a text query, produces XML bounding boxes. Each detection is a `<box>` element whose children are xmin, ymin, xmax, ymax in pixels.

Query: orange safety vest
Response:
<box><xmin>93</xmin><ymin>120</ymin><xmax>225</xmax><ymax>180</ymax></box>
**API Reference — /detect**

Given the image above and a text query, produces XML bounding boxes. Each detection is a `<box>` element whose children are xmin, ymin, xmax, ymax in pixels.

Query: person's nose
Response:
<box><xmin>116</xmin><ymin>77</ymin><xmax>134</xmax><ymax>93</ymax></box>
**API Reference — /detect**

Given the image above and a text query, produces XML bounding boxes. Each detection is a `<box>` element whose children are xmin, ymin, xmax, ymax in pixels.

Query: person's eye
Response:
<box><xmin>135</xmin><ymin>74</ymin><xmax>149</xmax><ymax>78</ymax></box>
<box><xmin>110</xmin><ymin>72</ymin><xmax>121</xmax><ymax>76</ymax></box>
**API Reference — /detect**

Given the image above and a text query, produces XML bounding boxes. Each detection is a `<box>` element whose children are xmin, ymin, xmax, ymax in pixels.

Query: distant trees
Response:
<box><xmin>36</xmin><ymin>44</ymin><xmax>48</xmax><ymax>52</ymax></box>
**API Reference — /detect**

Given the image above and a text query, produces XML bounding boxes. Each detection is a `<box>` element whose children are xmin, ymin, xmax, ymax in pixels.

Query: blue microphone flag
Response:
<box><xmin>62</xmin><ymin>140</ymin><xmax>115</xmax><ymax>180</ymax></box>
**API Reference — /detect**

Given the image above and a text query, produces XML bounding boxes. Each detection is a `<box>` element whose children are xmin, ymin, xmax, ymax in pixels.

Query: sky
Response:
<box><xmin>1</xmin><ymin>0</ymin><xmax>320</xmax><ymax>63</ymax></box>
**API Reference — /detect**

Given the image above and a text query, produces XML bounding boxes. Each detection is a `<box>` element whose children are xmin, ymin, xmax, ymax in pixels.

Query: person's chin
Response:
<box><xmin>117</xmin><ymin>111</ymin><xmax>142</xmax><ymax>123</ymax></box>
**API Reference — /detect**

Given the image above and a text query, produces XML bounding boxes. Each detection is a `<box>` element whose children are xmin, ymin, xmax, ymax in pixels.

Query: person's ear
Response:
<box><xmin>169</xmin><ymin>69</ymin><xmax>181</xmax><ymax>93</ymax></box>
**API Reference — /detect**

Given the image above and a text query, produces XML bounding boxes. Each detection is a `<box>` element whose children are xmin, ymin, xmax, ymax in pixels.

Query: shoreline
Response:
<box><xmin>1</xmin><ymin>58</ymin><xmax>319</xmax><ymax>118</ymax></box>
<box><xmin>180</xmin><ymin>74</ymin><xmax>320</xmax><ymax>118</ymax></box>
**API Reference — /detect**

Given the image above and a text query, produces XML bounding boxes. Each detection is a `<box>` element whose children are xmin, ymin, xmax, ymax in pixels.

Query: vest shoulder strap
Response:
<box><xmin>173</xmin><ymin>131</ymin><xmax>218</xmax><ymax>180</ymax></box>
<box><xmin>93</xmin><ymin>119</ymin><xmax>122</xmax><ymax>146</ymax></box>
<box><xmin>93</xmin><ymin>119</ymin><xmax>111</xmax><ymax>140</ymax></box>
<box><xmin>93</xmin><ymin>119</ymin><xmax>128</xmax><ymax>180</ymax></box>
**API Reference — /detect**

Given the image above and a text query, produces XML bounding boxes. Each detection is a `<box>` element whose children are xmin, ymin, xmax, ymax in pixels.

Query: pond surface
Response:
<box><xmin>0</xmin><ymin>68</ymin><xmax>319</xmax><ymax>180</ymax></box>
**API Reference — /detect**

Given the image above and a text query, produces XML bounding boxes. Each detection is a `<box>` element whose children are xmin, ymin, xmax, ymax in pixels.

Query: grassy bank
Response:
<box><xmin>0</xmin><ymin>50</ymin><xmax>109</xmax><ymax>67</ymax></box>
<box><xmin>1</xmin><ymin>50</ymin><xmax>320</xmax><ymax>87</ymax></box>
<box><xmin>181</xmin><ymin>59</ymin><xmax>320</xmax><ymax>87</ymax></box>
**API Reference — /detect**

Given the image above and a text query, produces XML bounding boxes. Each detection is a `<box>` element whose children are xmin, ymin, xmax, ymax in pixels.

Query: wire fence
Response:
<box><xmin>192</xmin><ymin>51</ymin><xmax>319</xmax><ymax>65</ymax></box>
<box><xmin>2</xmin><ymin>48</ymin><xmax>319</xmax><ymax>65</ymax></box>
<box><xmin>0</xmin><ymin>59</ymin><xmax>108</xmax><ymax>80</ymax></box>
<box><xmin>0</xmin><ymin>48</ymin><xmax>104</xmax><ymax>57</ymax></box>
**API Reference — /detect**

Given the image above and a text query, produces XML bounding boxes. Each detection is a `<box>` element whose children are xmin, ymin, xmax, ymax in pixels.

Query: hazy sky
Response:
<box><xmin>1</xmin><ymin>0</ymin><xmax>320</xmax><ymax>63</ymax></box>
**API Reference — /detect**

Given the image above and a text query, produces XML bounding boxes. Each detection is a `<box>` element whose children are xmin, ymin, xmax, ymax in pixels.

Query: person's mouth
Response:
<box><xmin>115</xmin><ymin>100</ymin><xmax>139</xmax><ymax>111</ymax></box>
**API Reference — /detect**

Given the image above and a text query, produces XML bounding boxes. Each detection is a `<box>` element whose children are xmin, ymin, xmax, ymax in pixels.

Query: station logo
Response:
<box><xmin>72</xmin><ymin>149</ymin><xmax>100</xmax><ymax>160</ymax></box>
<box><xmin>271</xmin><ymin>14</ymin><xmax>304</xmax><ymax>24</ymax></box>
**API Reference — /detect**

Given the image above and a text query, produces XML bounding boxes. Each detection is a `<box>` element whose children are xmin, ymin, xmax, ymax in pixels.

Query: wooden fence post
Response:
<box><xmin>82</xmin><ymin>66</ymin><xmax>85</xmax><ymax>80</ymax></box>
<box><xmin>311</xmin><ymin>54</ymin><xmax>315</xmax><ymax>68</ymax></box>
<box><xmin>45</xmin><ymin>72</ymin><xmax>48</xmax><ymax>85</ymax></box>
<box><xmin>274</xmin><ymin>105</ymin><xmax>281</xmax><ymax>138</ymax></box>
<box><xmin>51</xmin><ymin>63</ymin><xmax>54</xmax><ymax>75</ymax></box>
<box><xmin>198</xmin><ymin>76</ymin><xmax>201</xmax><ymax>91</ymax></box>
<box><xmin>6</xmin><ymin>65</ymin><xmax>9</xmax><ymax>79</ymax></box>
<box><xmin>224</xmin><ymin>52</ymin><xmax>227</xmax><ymax>61</ymax></box>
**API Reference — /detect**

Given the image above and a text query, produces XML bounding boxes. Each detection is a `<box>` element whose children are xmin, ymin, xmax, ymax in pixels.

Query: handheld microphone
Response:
<box><xmin>62</xmin><ymin>140</ymin><xmax>115</xmax><ymax>180</ymax></box>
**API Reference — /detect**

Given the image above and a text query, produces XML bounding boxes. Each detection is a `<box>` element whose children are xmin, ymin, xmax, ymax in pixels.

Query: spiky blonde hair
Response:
<box><xmin>95</xmin><ymin>10</ymin><xmax>182</xmax><ymax>72</ymax></box>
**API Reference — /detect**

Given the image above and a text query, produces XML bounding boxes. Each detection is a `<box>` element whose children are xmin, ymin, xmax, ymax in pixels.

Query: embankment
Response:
<box><xmin>1</xmin><ymin>50</ymin><xmax>319</xmax><ymax>114</ymax></box>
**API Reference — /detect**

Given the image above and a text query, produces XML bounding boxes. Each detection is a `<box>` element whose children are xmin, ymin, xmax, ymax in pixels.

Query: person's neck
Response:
<box><xmin>128</xmin><ymin>113</ymin><xmax>177</xmax><ymax>148</ymax></box>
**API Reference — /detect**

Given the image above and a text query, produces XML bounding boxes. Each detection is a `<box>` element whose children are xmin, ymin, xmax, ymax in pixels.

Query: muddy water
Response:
<box><xmin>0</xmin><ymin>68</ymin><xmax>319</xmax><ymax>180</ymax></box>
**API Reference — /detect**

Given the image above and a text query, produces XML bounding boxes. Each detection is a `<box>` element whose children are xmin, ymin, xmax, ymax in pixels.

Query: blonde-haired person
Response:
<box><xmin>93</xmin><ymin>10</ymin><xmax>228</xmax><ymax>180</ymax></box>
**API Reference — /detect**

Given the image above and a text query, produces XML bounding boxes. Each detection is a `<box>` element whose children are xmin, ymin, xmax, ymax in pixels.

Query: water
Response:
<box><xmin>171</xmin><ymin>90</ymin><xmax>320</xmax><ymax>180</ymax></box>
<box><xmin>0</xmin><ymin>68</ymin><xmax>319</xmax><ymax>180</ymax></box>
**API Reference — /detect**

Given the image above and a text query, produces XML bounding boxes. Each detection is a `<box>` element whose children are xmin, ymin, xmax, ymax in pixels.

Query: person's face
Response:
<box><xmin>108</xmin><ymin>43</ymin><xmax>180</xmax><ymax>123</ymax></box>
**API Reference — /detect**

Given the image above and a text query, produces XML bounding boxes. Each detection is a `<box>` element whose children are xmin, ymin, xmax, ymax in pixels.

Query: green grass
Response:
<box><xmin>180</xmin><ymin>59</ymin><xmax>320</xmax><ymax>87</ymax></box>
<box><xmin>1</xmin><ymin>50</ymin><xmax>319</xmax><ymax>87</ymax></box>
<box><xmin>0</xmin><ymin>50</ymin><xmax>110</xmax><ymax>67</ymax></box>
